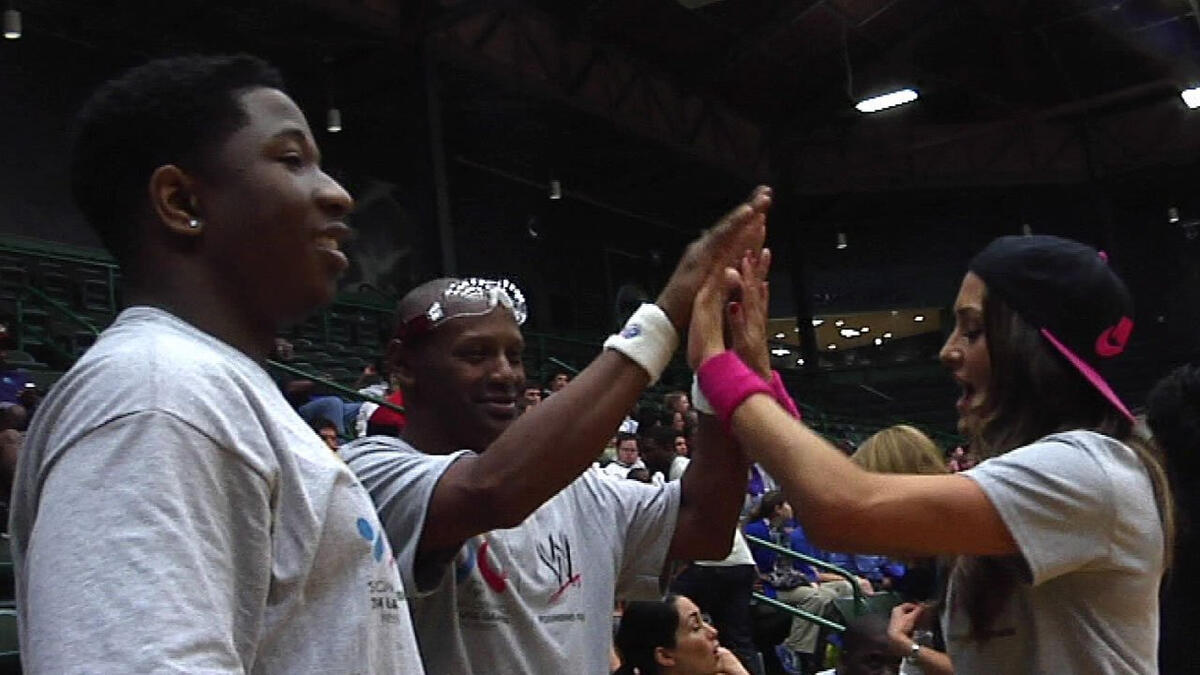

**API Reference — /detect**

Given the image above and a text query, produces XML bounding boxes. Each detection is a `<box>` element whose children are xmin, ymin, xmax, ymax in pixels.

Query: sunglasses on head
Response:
<box><xmin>396</xmin><ymin>277</ymin><xmax>527</xmax><ymax>342</ymax></box>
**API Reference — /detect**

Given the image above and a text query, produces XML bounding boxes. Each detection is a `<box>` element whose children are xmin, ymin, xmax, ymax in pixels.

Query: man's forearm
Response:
<box><xmin>668</xmin><ymin>413</ymin><xmax>749</xmax><ymax>560</ymax></box>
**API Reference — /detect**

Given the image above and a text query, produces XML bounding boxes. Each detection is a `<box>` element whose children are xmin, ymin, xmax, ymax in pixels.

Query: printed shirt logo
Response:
<box><xmin>1095</xmin><ymin>316</ymin><xmax>1133</xmax><ymax>357</ymax></box>
<box><xmin>537</xmin><ymin>533</ymin><xmax>581</xmax><ymax>603</ymax></box>
<box><xmin>455</xmin><ymin>536</ymin><xmax>509</xmax><ymax>592</ymax></box>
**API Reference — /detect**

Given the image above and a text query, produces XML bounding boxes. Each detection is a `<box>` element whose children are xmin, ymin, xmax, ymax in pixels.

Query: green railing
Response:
<box><xmin>745</xmin><ymin>534</ymin><xmax>877</xmax><ymax>633</ymax></box>
<box><xmin>265</xmin><ymin>359</ymin><xmax>404</xmax><ymax>415</ymax></box>
<box><xmin>20</xmin><ymin>284</ymin><xmax>101</xmax><ymax>336</ymax></box>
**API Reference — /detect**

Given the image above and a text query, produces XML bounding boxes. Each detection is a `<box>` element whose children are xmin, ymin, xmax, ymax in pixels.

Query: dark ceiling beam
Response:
<box><xmin>430</xmin><ymin>3</ymin><xmax>770</xmax><ymax>181</ymax></box>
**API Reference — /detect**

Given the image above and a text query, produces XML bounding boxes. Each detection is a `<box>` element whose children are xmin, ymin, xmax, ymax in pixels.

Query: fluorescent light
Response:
<box><xmin>883</xmin><ymin>332</ymin><xmax>893</xmax><ymax>339</ymax></box>
<box><xmin>839</xmin><ymin>328</ymin><xmax>860</xmax><ymax>338</ymax></box>
<box><xmin>855</xmin><ymin>88</ymin><xmax>918</xmax><ymax>113</ymax></box>
<box><xmin>860</xmin><ymin>326</ymin><xmax>869</xmax><ymax>333</ymax></box>
<box><xmin>771</xmin><ymin>348</ymin><xmax>791</xmax><ymax>357</ymax></box>
<box><xmin>3</xmin><ymin>9</ymin><xmax>20</xmax><ymax>40</ymax></box>
<box><xmin>1182</xmin><ymin>87</ymin><xmax>1200</xmax><ymax>109</ymax></box>
<box><xmin>812</xmin><ymin>319</ymin><xmax>824</xmax><ymax>327</ymax></box>
<box><xmin>834</xmin><ymin>320</ymin><xmax>845</xmax><ymax>327</ymax></box>
<box><xmin>914</xmin><ymin>315</ymin><xmax>925</xmax><ymax>322</ymax></box>
<box><xmin>827</xmin><ymin>344</ymin><xmax>837</xmax><ymax>350</ymax></box>
<box><xmin>774</xmin><ymin>332</ymin><xmax>786</xmax><ymax>339</ymax></box>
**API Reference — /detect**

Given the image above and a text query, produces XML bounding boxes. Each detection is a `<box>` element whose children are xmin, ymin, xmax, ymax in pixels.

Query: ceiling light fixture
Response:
<box><xmin>326</xmin><ymin>107</ymin><xmax>342</xmax><ymax>133</ymax></box>
<box><xmin>827</xmin><ymin>344</ymin><xmax>837</xmax><ymax>350</ymax></box>
<box><xmin>839</xmin><ymin>328</ymin><xmax>860</xmax><ymax>338</ymax></box>
<box><xmin>812</xmin><ymin>319</ymin><xmax>824</xmax><ymax>327</ymax></box>
<box><xmin>3</xmin><ymin>6</ymin><xmax>20</xmax><ymax>40</ymax></box>
<box><xmin>883</xmin><ymin>332</ymin><xmax>893</xmax><ymax>339</ymax></box>
<box><xmin>836</xmin><ymin>232</ymin><xmax>848</xmax><ymax>250</ymax></box>
<box><xmin>914</xmin><ymin>315</ymin><xmax>925</xmax><ymax>322</ymax></box>
<box><xmin>860</xmin><ymin>326</ymin><xmax>869</xmax><ymax>333</ymax></box>
<box><xmin>1182</xmin><ymin>86</ymin><xmax>1200</xmax><ymax>109</ymax></box>
<box><xmin>774</xmin><ymin>332</ymin><xmax>786</xmax><ymax>339</ymax></box>
<box><xmin>1168</xmin><ymin>206</ymin><xmax>1180</xmax><ymax>224</ymax></box>
<box><xmin>855</xmin><ymin>88</ymin><xmax>919</xmax><ymax>113</ymax></box>
<box><xmin>549</xmin><ymin>179</ymin><xmax>562</xmax><ymax>200</ymax></box>
<box><xmin>834</xmin><ymin>320</ymin><xmax>845</xmax><ymax>327</ymax></box>
<box><xmin>771</xmin><ymin>348</ymin><xmax>791</xmax><ymax>357</ymax></box>
<box><xmin>874</xmin><ymin>337</ymin><xmax>883</xmax><ymax>346</ymax></box>
<box><xmin>796</xmin><ymin>358</ymin><xmax>805</xmax><ymax>366</ymax></box>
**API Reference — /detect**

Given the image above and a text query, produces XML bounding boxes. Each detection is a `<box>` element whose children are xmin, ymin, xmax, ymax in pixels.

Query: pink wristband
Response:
<box><xmin>696</xmin><ymin>351</ymin><xmax>773</xmax><ymax>427</ymax></box>
<box><xmin>769</xmin><ymin>371</ymin><xmax>802</xmax><ymax>420</ymax></box>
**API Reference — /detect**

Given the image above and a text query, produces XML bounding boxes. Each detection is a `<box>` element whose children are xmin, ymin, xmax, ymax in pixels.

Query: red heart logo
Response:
<box><xmin>1095</xmin><ymin>317</ymin><xmax>1133</xmax><ymax>358</ymax></box>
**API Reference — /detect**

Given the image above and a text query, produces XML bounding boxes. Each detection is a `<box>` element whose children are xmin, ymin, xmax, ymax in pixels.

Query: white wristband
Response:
<box><xmin>691</xmin><ymin>375</ymin><xmax>715</xmax><ymax>415</ymax></box>
<box><xmin>603</xmin><ymin>303</ymin><xmax>678</xmax><ymax>385</ymax></box>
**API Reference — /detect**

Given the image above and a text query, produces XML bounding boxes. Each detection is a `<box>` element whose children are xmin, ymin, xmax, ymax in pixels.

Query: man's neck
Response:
<box><xmin>400</xmin><ymin>412</ymin><xmax>473</xmax><ymax>456</ymax></box>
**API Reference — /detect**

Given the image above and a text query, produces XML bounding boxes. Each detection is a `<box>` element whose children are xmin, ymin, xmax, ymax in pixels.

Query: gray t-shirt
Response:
<box><xmin>343</xmin><ymin>437</ymin><xmax>682</xmax><ymax>674</ymax></box>
<box><xmin>944</xmin><ymin>430</ymin><xmax>1163</xmax><ymax>674</ymax></box>
<box><xmin>10</xmin><ymin>307</ymin><xmax>424</xmax><ymax>674</ymax></box>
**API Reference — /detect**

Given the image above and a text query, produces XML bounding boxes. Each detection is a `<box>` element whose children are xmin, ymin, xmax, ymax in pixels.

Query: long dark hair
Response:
<box><xmin>614</xmin><ymin>595</ymin><xmax>680</xmax><ymax>675</ymax></box>
<box><xmin>952</xmin><ymin>293</ymin><xmax>1175</xmax><ymax>641</ymax></box>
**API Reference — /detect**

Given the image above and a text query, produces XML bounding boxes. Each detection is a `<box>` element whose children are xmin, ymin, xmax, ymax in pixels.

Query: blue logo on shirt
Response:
<box><xmin>357</xmin><ymin>517</ymin><xmax>385</xmax><ymax>562</ymax></box>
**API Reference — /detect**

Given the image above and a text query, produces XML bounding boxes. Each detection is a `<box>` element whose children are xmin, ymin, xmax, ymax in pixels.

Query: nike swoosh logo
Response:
<box><xmin>1095</xmin><ymin>316</ymin><xmax>1133</xmax><ymax>357</ymax></box>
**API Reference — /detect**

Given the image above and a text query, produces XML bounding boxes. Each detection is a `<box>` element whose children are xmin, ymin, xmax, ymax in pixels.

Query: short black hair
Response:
<box><xmin>70</xmin><ymin>54</ymin><xmax>285</xmax><ymax>266</ymax></box>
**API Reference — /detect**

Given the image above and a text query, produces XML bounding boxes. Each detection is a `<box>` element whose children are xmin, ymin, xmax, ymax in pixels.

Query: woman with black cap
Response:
<box><xmin>686</xmin><ymin>237</ymin><xmax>1174</xmax><ymax>674</ymax></box>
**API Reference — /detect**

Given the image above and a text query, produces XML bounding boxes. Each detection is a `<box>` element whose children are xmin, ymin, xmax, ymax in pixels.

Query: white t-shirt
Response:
<box><xmin>945</xmin><ymin>430</ymin><xmax>1163</xmax><ymax>674</ymax></box>
<box><xmin>600</xmin><ymin>457</ymin><xmax>646</xmax><ymax>479</ymax></box>
<box><xmin>10</xmin><ymin>307</ymin><xmax>423</xmax><ymax>673</ymax></box>
<box><xmin>343</xmin><ymin>436</ymin><xmax>682</xmax><ymax>674</ymax></box>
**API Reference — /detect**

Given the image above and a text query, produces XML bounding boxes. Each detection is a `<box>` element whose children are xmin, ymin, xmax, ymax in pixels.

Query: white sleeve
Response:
<box><xmin>963</xmin><ymin>436</ymin><xmax>1114</xmax><ymax>585</ymax></box>
<box><xmin>22</xmin><ymin>411</ymin><xmax>272</xmax><ymax>673</ymax></box>
<box><xmin>579</xmin><ymin>472</ymin><xmax>681</xmax><ymax>600</ymax></box>
<box><xmin>342</xmin><ymin>439</ymin><xmax>473</xmax><ymax>595</ymax></box>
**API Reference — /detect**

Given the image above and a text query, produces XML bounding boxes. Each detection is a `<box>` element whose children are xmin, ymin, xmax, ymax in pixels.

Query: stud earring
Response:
<box><xmin>188</xmin><ymin>218</ymin><xmax>201</xmax><ymax>229</ymax></box>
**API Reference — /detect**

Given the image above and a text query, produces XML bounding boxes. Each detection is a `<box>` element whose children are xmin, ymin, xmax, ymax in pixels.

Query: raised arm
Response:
<box><xmin>669</xmin><ymin>247</ymin><xmax>771</xmax><ymax>560</ymax></box>
<box><xmin>418</xmin><ymin>187</ymin><xmax>772</xmax><ymax>555</ymax></box>
<box><xmin>686</xmin><ymin>258</ymin><xmax>1016</xmax><ymax>558</ymax></box>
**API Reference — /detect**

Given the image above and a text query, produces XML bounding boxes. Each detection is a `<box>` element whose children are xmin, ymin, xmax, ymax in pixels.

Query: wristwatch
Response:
<box><xmin>906</xmin><ymin>642</ymin><xmax>922</xmax><ymax>662</ymax></box>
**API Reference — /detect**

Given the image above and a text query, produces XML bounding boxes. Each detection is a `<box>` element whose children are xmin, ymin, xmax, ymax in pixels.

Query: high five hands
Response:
<box><xmin>687</xmin><ymin>234</ymin><xmax>773</xmax><ymax>380</ymax></box>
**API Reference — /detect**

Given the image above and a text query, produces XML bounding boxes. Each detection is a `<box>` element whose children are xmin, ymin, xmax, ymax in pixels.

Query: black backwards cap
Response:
<box><xmin>968</xmin><ymin>235</ymin><xmax>1135</xmax><ymax>422</ymax></box>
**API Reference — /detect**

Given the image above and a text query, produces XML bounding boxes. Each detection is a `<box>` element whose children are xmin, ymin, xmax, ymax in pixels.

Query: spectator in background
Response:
<box><xmin>10</xmin><ymin>54</ymin><xmax>422</xmax><ymax>672</ymax></box>
<box><xmin>945</xmin><ymin>446</ymin><xmax>973</xmax><ymax>473</ymax></box>
<box><xmin>642</xmin><ymin>425</ymin><xmax>690</xmax><ymax>483</ymax></box>
<box><xmin>547</xmin><ymin>370</ymin><xmax>571</xmax><ymax>394</ymax></box>
<box><xmin>745</xmin><ymin>491</ymin><xmax>854</xmax><ymax>673</ymax></box>
<box><xmin>674</xmin><ymin>432</ymin><xmax>691</xmax><ymax>458</ymax></box>
<box><xmin>273</xmin><ymin>336</ymin><xmax>362</xmax><ymax>438</ymax></box>
<box><xmin>850</xmin><ymin>425</ymin><xmax>946</xmax><ymax>600</ymax></box>
<box><xmin>851</xmin><ymin>425</ymin><xmax>945</xmax><ymax>476</ymax></box>
<box><xmin>627</xmin><ymin>467</ymin><xmax>653</xmax><ymax>484</ymax></box>
<box><xmin>603</xmin><ymin>432</ymin><xmax>647</xmax><ymax>478</ymax></box>
<box><xmin>0</xmin><ymin>350</ymin><xmax>32</xmax><ymax>405</ymax></box>
<box><xmin>814</xmin><ymin>613</ymin><xmax>903</xmax><ymax>675</ymax></box>
<box><xmin>1146</xmin><ymin>362</ymin><xmax>1200</xmax><ymax>674</ymax></box>
<box><xmin>614</xmin><ymin>594</ymin><xmax>750</xmax><ymax>675</ymax></box>
<box><xmin>520</xmin><ymin>379</ymin><xmax>543</xmax><ymax>412</ymax></box>
<box><xmin>313</xmin><ymin>418</ymin><xmax>339</xmax><ymax>452</ymax></box>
